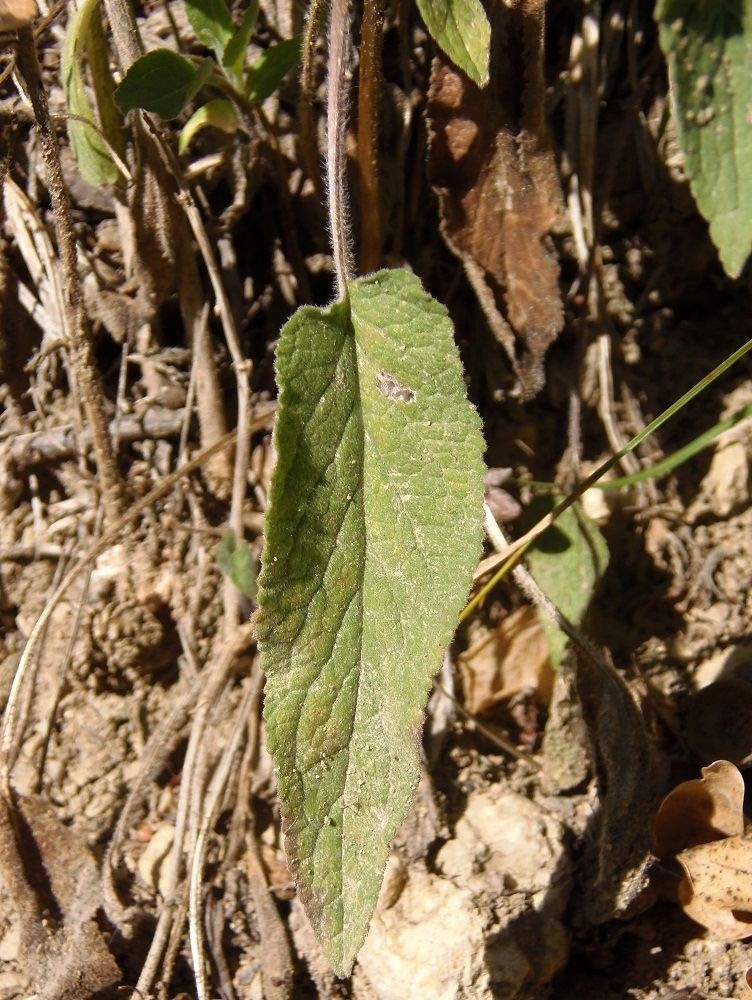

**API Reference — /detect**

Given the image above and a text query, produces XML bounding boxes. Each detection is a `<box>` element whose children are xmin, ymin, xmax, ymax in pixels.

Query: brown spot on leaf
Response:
<box><xmin>427</xmin><ymin>0</ymin><xmax>563</xmax><ymax>399</ymax></box>
<box><xmin>376</xmin><ymin>369</ymin><xmax>416</xmax><ymax>403</ymax></box>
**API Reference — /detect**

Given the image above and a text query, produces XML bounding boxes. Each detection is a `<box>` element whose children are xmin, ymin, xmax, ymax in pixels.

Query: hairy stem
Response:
<box><xmin>327</xmin><ymin>0</ymin><xmax>354</xmax><ymax>298</ymax></box>
<box><xmin>14</xmin><ymin>27</ymin><xmax>125</xmax><ymax>526</ymax></box>
<box><xmin>357</xmin><ymin>0</ymin><xmax>384</xmax><ymax>273</ymax></box>
<box><xmin>300</xmin><ymin>0</ymin><xmax>327</xmax><ymax>203</ymax></box>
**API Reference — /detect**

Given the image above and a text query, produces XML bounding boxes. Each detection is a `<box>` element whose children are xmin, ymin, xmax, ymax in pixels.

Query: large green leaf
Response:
<box><xmin>416</xmin><ymin>0</ymin><xmax>490</xmax><ymax>87</ymax></box>
<box><xmin>256</xmin><ymin>268</ymin><xmax>485</xmax><ymax>975</ymax></box>
<box><xmin>61</xmin><ymin>0</ymin><xmax>120</xmax><ymax>185</ymax></box>
<box><xmin>656</xmin><ymin>0</ymin><xmax>752</xmax><ymax>277</ymax></box>
<box><xmin>114</xmin><ymin>50</ymin><xmax>213</xmax><ymax>119</ymax></box>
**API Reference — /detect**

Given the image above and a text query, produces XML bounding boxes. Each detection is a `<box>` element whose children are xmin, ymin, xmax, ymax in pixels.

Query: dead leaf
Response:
<box><xmin>458</xmin><ymin>606</ymin><xmax>553</xmax><ymax>715</ymax></box>
<box><xmin>426</xmin><ymin>0</ymin><xmax>563</xmax><ymax>398</ymax></box>
<box><xmin>653</xmin><ymin>760</ymin><xmax>745</xmax><ymax>861</ymax></box>
<box><xmin>0</xmin><ymin>792</ymin><xmax>121</xmax><ymax>999</ymax></box>
<box><xmin>0</xmin><ymin>0</ymin><xmax>36</xmax><ymax>29</ymax></box>
<box><xmin>573</xmin><ymin>649</ymin><xmax>656</xmax><ymax>923</ymax></box>
<box><xmin>677</xmin><ymin>835</ymin><xmax>752</xmax><ymax>940</ymax></box>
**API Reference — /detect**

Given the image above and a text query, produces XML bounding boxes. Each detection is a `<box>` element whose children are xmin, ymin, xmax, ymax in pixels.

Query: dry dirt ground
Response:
<box><xmin>1</xmin><ymin>0</ymin><xmax>752</xmax><ymax>998</ymax></box>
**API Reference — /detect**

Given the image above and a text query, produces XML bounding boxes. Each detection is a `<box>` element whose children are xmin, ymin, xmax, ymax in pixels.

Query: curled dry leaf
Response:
<box><xmin>0</xmin><ymin>0</ymin><xmax>36</xmax><ymax>29</ymax></box>
<box><xmin>0</xmin><ymin>792</ymin><xmax>120</xmax><ymax>999</ymax></box>
<box><xmin>426</xmin><ymin>0</ymin><xmax>563</xmax><ymax>398</ymax></box>
<box><xmin>457</xmin><ymin>605</ymin><xmax>553</xmax><ymax>715</ymax></box>
<box><xmin>677</xmin><ymin>835</ymin><xmax>752</xmax><ymax>940</ymax></box>
<box><xmin>653</xmin><ymin>760</ymin><xmax>745</xmax><ymax>860</ymax></box>
<box><xmin>654</xmin><ymin>761</ymin><xmax>752</xmax><ymax>942</ymax></box>
<box><xmin>569</xmin><ymin>649</ymin><xmax>655</xmax><ymax>924</ymax></box>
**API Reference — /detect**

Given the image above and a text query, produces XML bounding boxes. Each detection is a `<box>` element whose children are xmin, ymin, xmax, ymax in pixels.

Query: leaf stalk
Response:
<box><xmin>327</xmin><ymin>0</ymin><xmax>354</xmax><ymax>298</ymax></box>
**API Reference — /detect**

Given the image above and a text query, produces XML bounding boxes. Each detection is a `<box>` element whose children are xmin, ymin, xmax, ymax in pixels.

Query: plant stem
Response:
<box><xmin>14</xmin><ymin>26</ymin><xmax>125</xmax><ymax>526</ymax></box>
<box><xmin>471</xmin><ymin>333</ymin><xmax>752</xmax><ymax>590</ymax></box>
<box><xmin>0</xmin><ymin>410</ymin><xmax>275</xmax><ymax>792</ymax></box>
<box><xmin>300</xmin><ymin>0</ymin><xmax>327</xmax><ymax>203</ymax></box>
<box><xmin>357</xmin><ymin>0</ymin><xmax>384</xmax><ymax>273</ymax></box>
<box><xmin>327</xmin><ymin>0</ymin><xmax>354</xmax><ymax>298</ymax></box>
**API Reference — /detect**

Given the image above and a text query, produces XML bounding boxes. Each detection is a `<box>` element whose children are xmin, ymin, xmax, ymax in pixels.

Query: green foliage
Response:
<box><xmin>415</xmin><ymin>0</ymin><xmax>490</xmax><ymax>87</ymax></box>
<box><xmin>184</xmin><ymin>0</ymin><xmax>234</xmax><ymax>63</ymax></box>
<box><xmin>178</xmin><ymin>98</ymin><xmax>240</xmax><ymax>154</ymax></box>
<box><xmin>525</xmin><ymin>501</ymin><xmax>609</xmax><ymax>667</ymax></box>
<box><xmin>114</xmin><ymin>49</ymin><xmax>213</xmax><ymax>119</ymax></box>
<box><xmin>217</xmin><ymin>529</ymin><xmax>257</xmax><ymax>600</ymax></box>
<box><xmin>656</xmin><ymin>0</ymin><xmax>752</xmax><ymax>277</ymax></box>
<box><xmin>222</xmin><ymin>0</ymin><xmax>260</xmax><ymax>84</ymax></box>
<box><xmin>112</xmin><ymin>0</ymin><xmax>298</xmax><ymax>146</ymax></box>
<box><xmin>256</xmin><ymin>268</ymin><xmax>485</xmax><ymax>975</ymax></box>
<box><xmin>61</xmin><ymin>0</ymin><xmax>120</xmax><ymax>185</ymax></box>
<box><xmin>245</xmin><ymin>36</ymin><xmax>301</xmax><ymax>102</ymax></box>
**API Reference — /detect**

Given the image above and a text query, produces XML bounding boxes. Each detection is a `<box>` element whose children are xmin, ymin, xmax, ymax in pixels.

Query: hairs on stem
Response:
<box><xmin>326</xmin><ymin>0</ymin><xmax>354</xmax><ymax>299</ymax></box>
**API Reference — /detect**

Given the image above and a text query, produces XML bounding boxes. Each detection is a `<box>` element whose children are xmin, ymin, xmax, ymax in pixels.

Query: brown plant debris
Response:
<box><xmin>653</xmin><ymin>761</ymin><xmax>752</xmax><ymax>942</ymax></box>
<box><xmin>426</xmin><ymin>0</ymin><xmax>563</xmax><ymax>399</ymax></box>
<box><xmin>0</xmin><ymin>792</ymin><xmax>121</xmax><ymax>999</ymax></box>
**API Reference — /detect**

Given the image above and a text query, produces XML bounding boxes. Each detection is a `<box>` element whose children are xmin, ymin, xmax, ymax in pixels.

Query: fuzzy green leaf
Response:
<box><xmin>525</xmin><ymin>501</ymin><xmax>609</xmax><ymax>667</ymax></box>
<box><xmin>114</xmin><ymin>50</ymin><xmax>212</xmax><ymax>119</ymax></box>
<box><xmin>256</xmin><ymin>268</ymin><xmax>485</xmax><ymax>975</ymax></box>
<box><xmin>656</xmin><ymin>0</ymin><xmax>752</xmax><ymax>277</ymax></box>
<box><xmin>184</xmin><ymin>0</ymin><xmax>233</xmax><ymax>62</ymax></box>
<box><xmin>245</xmin><ymin>37</ymin><xmax>301</xmax><ymax>102</ymax></box>
<box><xmin>178</xmin><ymin>98</ymin><xmax>240</xmax><ymax>154</ymax></box>
<box><xmin>415</xmin><ymin>0</ymin><xmax>490</xmax><ymax>87</ymax></box>
<box><xmin>61</xmin><ymin>0</ymin><xmax>120</xmax><ymax>185</ymax></box>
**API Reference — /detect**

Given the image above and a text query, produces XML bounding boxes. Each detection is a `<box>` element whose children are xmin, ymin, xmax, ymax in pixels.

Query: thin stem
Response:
<box><xmin>327</xmin><ymin>0</ymin><xmax>354</xmax><ymax>298</ymax></box>
<box><xmin>357</xmin><ymin>0</ymin><xmax>384</xmax><ymax>272</ymax></box>
<box><xmin>14</xmin><ymin>26</ymin><xmax>125</xmax><ymax>527</ymax></box>
<box><xmin>0</xmin><ymin>412</ymin><xmax>274</xmax><ymax>793</ymax></box>
<box><xmin>521</xmin><ymin>400</ymin><xmax>752</xmax><ymax>494</ymax></box>
<box><xmin>471</xmin><ymin>334</ymin><xmax>752</xmax><ymax>586</ymax></box>
<box><xmin>300</xmin><ymin>0</ymin><xmax>327</xmax><ymax>203</ymax></box>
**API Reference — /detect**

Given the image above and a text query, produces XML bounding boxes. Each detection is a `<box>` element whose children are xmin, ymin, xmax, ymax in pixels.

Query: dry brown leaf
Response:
<box><xmin>677</xmin><ymin>835</ymin><xmax>752</xmax><ymax>940</ymax></box>
<box><xmin>0</xmin><ymin>0</ymin><xmax>36</xmax><ymax>29</ymax></box>
<box><xmin>653</xmin><ymin>760</ymin><xmax>745</xmax><ymax>861</ymax></box>
<box><xmin>0</xmin><ymin>792</ymin><xmax>121</xmax><ymax>999</ymax></box>
<box><xmin>457</xmin><ymin>606</ymin><xmax>553</xmax><ymax>715</ymax></box>
<box><xmin>426</xmin><ymin>0</ymin><xmax>563</xmax><ymax>398</ymax></box>
<box><xmin>573</xmin><ymin>649</ymin><xmax>656</xmax><ymax>923</ymax></box>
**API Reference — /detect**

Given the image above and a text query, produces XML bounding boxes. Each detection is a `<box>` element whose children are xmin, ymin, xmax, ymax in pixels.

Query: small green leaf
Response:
<box><xmin>179</xmin><ymin>98</ymin><xmax>240</xmax><ymax>153</ymax></box>
<box><xmin>245</xmin><ymin>36</ymin><xmax>301</xmax><ymax>103</ymax></box>
<box><xmin>217</xmin><ymin>529</ymin><xmax>257</xmax><ymax>600</ymax></box>
<box><xmin>525</xmin><ymin>501</ymin><xmax>609</xmax><ymax>667</ymax></box>
<box><xmin>656</xmin><ymin>0</ymin><xmax>752</xmax><ymax>277</ymax></box>
<box><xmin>416</xmin><ymin>0</ymin><xmax>490</xmax><ymax>87</ymax></box>
<box><xmin>114</xmin><ymin>50</ymin><xmax>212</xmax><ymax>119</ymax></box>
<box><xmin>222</xmin><ymin>0</ymin><xmax>259</xmax><ymax>85</ymax></box>
<box><xmin>256</xmin><ymin>268</ymin><xmax>485</xmax><ymax>975</ymax></box>
<box><xmin>61</xmin><ymin>0</ymin><xmax>120</xmax><ymax>185</ymax></box>
<box><xmin>184</xmin><ymin>0</ymin><xmax>233</xmax><ymax>62</ymax></box>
